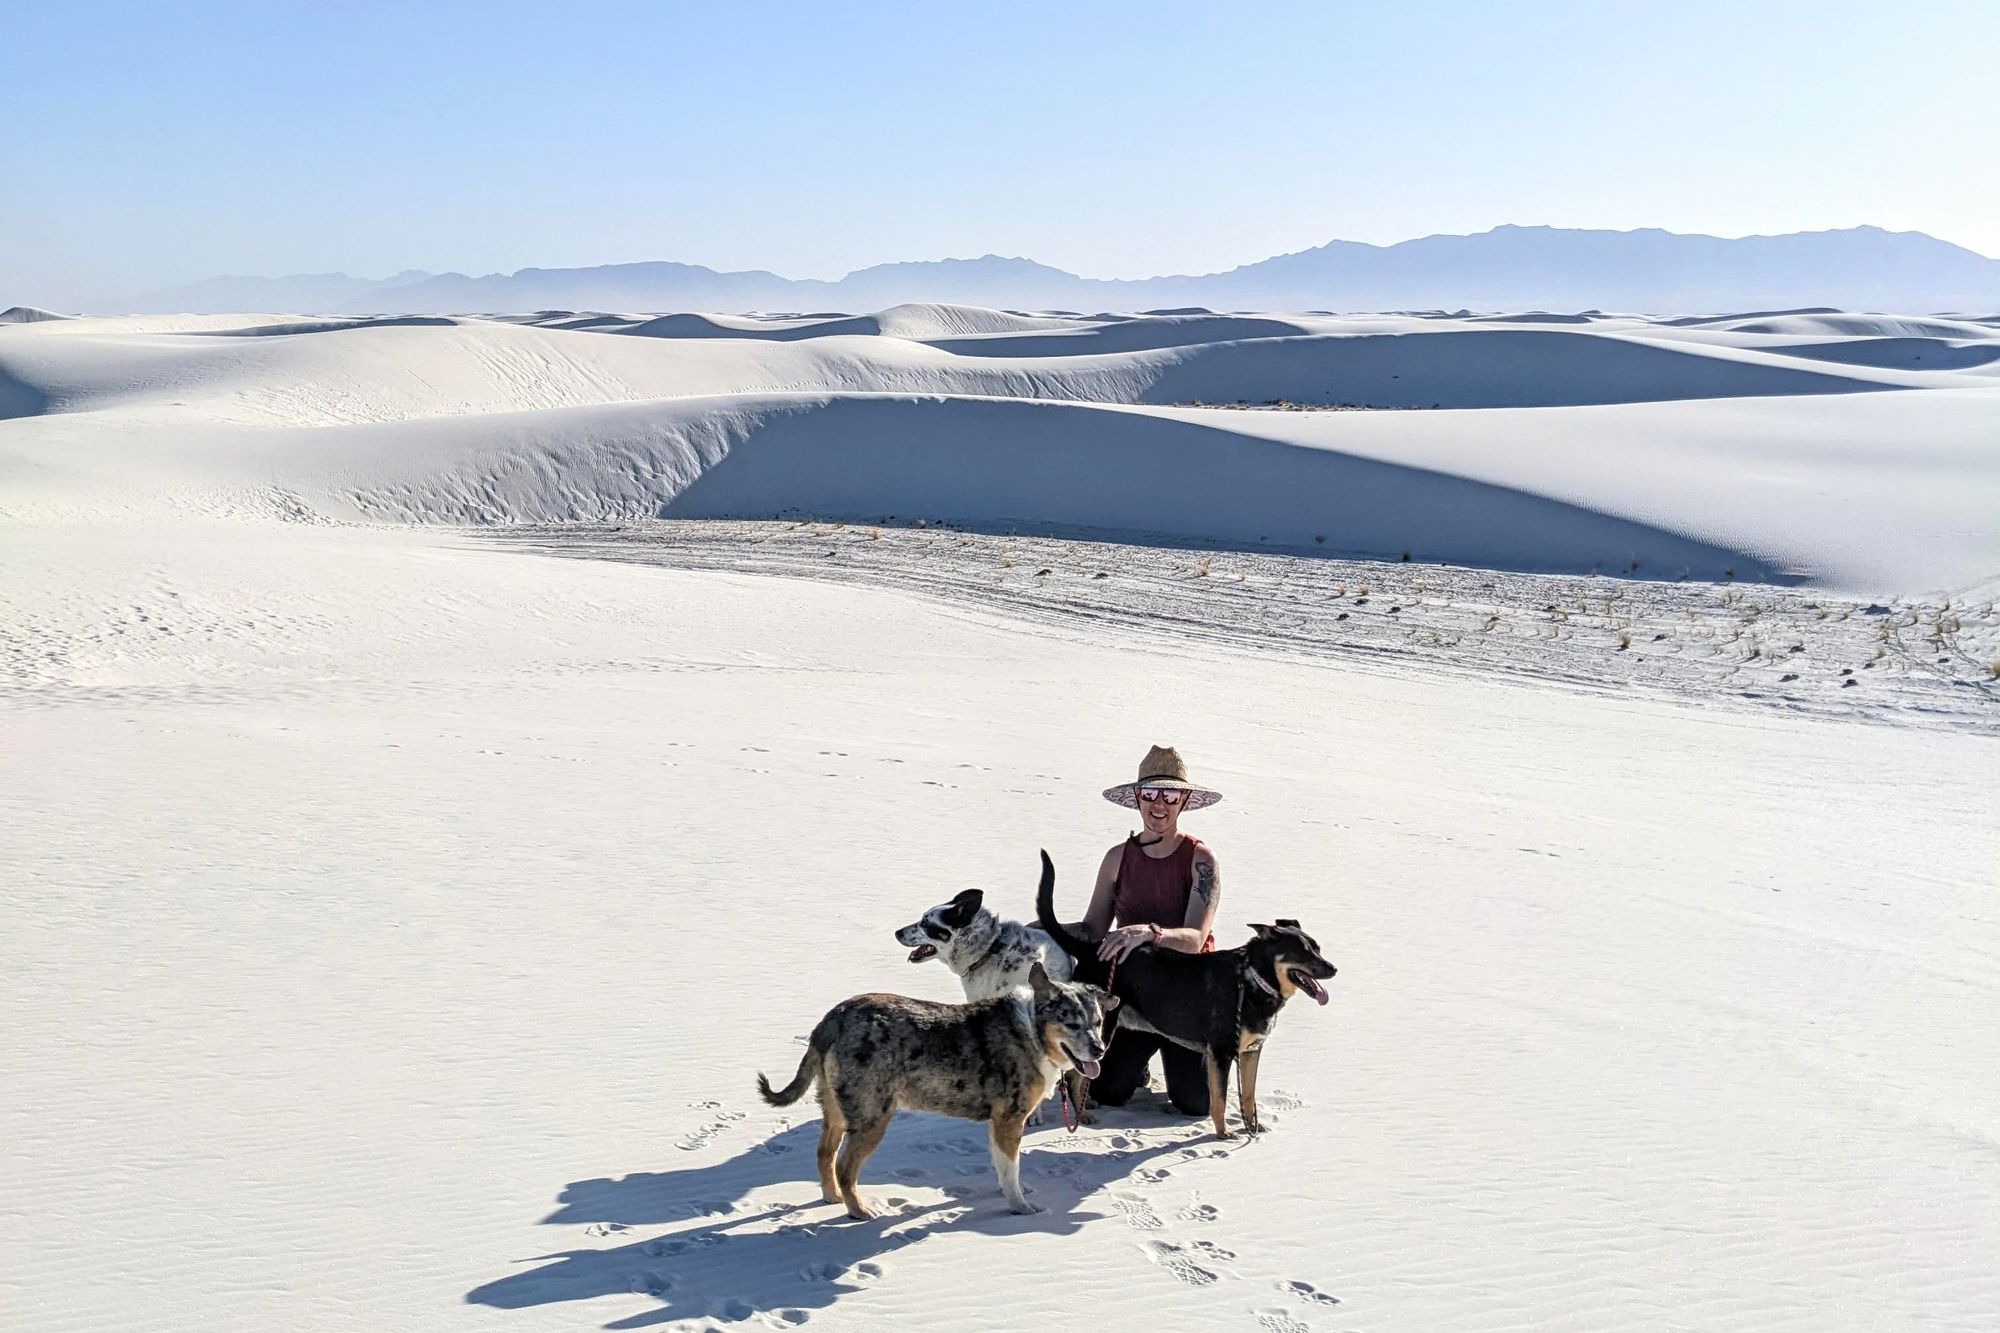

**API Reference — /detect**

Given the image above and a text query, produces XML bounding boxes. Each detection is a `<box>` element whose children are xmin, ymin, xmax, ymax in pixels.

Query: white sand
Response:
<box><xmin>3</xmin><ymin>307</ymin><xmax>1997</xmax><ymax>1332</ymax></box>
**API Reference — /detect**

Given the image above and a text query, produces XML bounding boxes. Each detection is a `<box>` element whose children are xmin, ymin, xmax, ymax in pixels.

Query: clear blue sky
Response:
<box><xmin>5</xmin><ymin>0</ymin><xmax>1995</xmax><ymax>305</ymax></box>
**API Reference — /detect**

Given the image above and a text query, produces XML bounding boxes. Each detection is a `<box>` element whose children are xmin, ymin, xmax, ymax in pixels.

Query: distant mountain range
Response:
<box><xmin>99</xmin><ymin>226</ymin><xmax>2000</xmax><ymax>316</ymax></box>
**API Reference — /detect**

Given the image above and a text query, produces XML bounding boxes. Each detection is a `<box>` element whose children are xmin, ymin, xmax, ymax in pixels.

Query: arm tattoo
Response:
<box><xmin>1192</xmin><ymin>860</ymin><xmax>1217</xmax><ymax>905</ymax></box>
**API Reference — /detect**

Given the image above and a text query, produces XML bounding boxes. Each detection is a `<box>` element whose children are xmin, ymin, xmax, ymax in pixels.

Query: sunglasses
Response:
<box><xmin>1136</xmin><ymin>787</ymin><xmax>1184</xmax><ymax>806</ymax></box>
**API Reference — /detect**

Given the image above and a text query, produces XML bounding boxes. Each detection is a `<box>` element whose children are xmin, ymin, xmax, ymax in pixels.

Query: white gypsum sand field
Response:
<box><xmin>2</xmin><ymin>306</ymin><xmax>1997</xmax><ymax>1333</ymax></box>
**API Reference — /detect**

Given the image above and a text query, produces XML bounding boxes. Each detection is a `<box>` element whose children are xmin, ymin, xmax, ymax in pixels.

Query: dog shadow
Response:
<box><xmin>466</xmin><ymin>1109</ymin><xmax>1204</xmax><ymax>1328</ymax></box>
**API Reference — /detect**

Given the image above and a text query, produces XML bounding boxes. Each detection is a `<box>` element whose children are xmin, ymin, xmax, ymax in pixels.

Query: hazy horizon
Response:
<box><xmin>91</xmin><ymin>221</ymin><xmax>2000</xmax><ymax>290</ymax></box>
<box><xmin>7</xmin><ymin>1</ymin><xmax>1996</xmax><ymax>308</ymax></box>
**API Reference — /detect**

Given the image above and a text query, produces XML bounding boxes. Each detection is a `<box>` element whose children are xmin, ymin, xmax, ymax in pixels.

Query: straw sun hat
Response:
<box><xmin>1101</xmin><ymin>744</ymin><xmax>1224</xmax><ymax>811</ymax></box>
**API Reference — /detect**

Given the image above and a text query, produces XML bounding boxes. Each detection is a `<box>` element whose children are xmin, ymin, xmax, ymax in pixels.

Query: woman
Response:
<box><xmin>1079</xmin><ymin>744</ymin><xmax>1223</xmax><ymax>1116</ymax></box>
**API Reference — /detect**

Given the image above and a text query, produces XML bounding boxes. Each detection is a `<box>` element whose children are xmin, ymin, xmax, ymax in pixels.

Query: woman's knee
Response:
<box><xmin>1090</xmin><ymin>1079</ymin><xmax>1138</xmax><ymax>1107</ymax></box>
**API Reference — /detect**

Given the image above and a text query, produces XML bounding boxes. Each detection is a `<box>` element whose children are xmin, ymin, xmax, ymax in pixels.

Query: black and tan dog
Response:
<box><xmin>757</xmin><ymin>962</ymin><xmax>1116</xmax><ymax>1218</ymax></box>
<box><xmin>1035</xmin><ymin>850</ymin><xmax>1335</xmax><ymax>1139</ymax></box>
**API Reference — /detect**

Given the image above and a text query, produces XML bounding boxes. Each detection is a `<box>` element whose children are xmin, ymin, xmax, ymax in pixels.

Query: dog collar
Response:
<box><xmin>1248</xmin><ymin>966</ymin><xmax>1282</xmax><ymax>1000</ymax></box>
<box><xmin>971</xmin><ymin>934</ymin><xmax>1007</xmax><ymax>972</ymax></box>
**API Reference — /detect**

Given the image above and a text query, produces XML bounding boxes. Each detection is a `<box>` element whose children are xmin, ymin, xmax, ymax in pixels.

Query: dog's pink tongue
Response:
<box><xmin>1312</xmin><ymin>987</ymin><xmax>1330</xmax><ymax>1006</ymax></box>
<box><xmin>1077</xmin><ymin>1059</ymin><xmax>1101</xmax><ymax>1079</ymax></box>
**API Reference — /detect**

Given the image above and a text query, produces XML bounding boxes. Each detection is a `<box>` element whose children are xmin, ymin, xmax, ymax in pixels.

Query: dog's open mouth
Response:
<box><xmin>907</xmin><ymin>943</ymin><xmax>937</xmax><ymax>963</ymax></box>
<box><xmin>1290</xmin><ymin>970</ymin><xmax>1331</xmax><ymax>1006</ymax></box>
<box><xmin>1062</xmin><ymin>1043</ymin><xmax>1102</xmax><ymax>1080</ymax></box>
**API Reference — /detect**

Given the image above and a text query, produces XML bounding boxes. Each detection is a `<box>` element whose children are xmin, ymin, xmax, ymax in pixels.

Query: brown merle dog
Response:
<box><xmin>757</xmin><ymin>962</ymin><xmax>1116</xmax><ymax>1218</ymax></box>
<box><xmin>1035</xmin><ymin>850</ymin><xmax>1336</xmax><ymax>1139</ymax></box>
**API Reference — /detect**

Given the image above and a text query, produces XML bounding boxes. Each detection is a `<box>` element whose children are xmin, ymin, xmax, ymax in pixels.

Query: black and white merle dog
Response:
<box><xmin>895</xmin><ymin>887</ymin><xmax>1083</xmax><ymax>1124</ymax></box>
<box><xmin>895</xmin><ymin>888</ymin><xmax>1074</xmax><ymax>1002</ymax></box>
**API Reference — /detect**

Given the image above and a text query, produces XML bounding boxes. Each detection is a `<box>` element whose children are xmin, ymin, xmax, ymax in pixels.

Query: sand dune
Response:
<box><xmin>1704</xmin><ymin>312</ymin><xmax>2000</xmax><ymax>339</ymax></box>
<box><xmin>617</xmin><ymin>303</ymin><xmax>1087</xmax><ymax>342</ymax></box>
<box><xmin>1760</xmin><ymin>338</ymin><xmax>2000</xmax><ymax>371</ymax></box>
<box><xmin>4</xmin><ymin>305</ymin><xmax>1996</xmax><ymax>591</ymax></box>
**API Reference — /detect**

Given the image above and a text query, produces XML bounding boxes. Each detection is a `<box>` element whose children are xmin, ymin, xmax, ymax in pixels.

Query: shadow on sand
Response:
<box><xmin>466</xmin><ymin>1105</ymin><xmax>1223</xmax><ymax>1328</ymax></box>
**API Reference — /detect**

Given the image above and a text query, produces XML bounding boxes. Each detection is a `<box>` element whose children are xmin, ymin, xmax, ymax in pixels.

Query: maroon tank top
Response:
<box><xmin>1113</xmin><ymin>834</ymin><xmax>1213</xmax><ymax>950</ymax></box>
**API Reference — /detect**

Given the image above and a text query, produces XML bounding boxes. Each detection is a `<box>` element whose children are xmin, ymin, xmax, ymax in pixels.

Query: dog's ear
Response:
<box><xmin>1029</xmin><ymin>960</ymin><xmax>1052</xmax><ymax>1000</ymax></box>
<box><xmin>1275</xmin><ymin>918</ymin><xmax>1300</xmax><ymax>929</ymax></box>
<box><xmin>1248</xmin><ymin>922</ymin><xmax>1275</xmax><ymax>938</ymax></box>
<box><xmin>942</xmin><ymin>889</ymin><xmax>983</xmax><ymax>927</ymax></box>
<box><xmin>1096</xmin><ymin>988</ymin><xmax>1120</xmax><ymax>1013</ymax></box>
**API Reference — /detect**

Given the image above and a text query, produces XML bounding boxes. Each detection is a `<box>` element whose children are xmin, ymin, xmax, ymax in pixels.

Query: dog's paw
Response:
<box><xmin>1008</xmin><ymin>1199</ymin><xmax>1045</xmax><ymax>1215</ymax></box>
<box><xmin>1214</xmin><ymin>1128</ymin><xmax>1238</xmax><ymax>1142</ymax></box>
<box><xmin>1242</xmin><ymin>1119</ymin><xmax>1267</xmax><ymax>1134</ymax></box>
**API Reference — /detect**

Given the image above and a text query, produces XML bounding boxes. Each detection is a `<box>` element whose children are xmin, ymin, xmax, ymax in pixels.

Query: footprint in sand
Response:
<box><xmin>1113</xmin><ymin>1193</ymin><xmax>1164</xmax><ymax>1230</ymax></box>
<box><xmin>1176</xmin><ymin>1144</ymin><xmax>1232</xmax><ymax>1162</ymax></box>
<box><xmin>773</xmin><ymin>1311</ymin><xmax>811</xmax><ymax>1326</ymax></box>
<box><xmin>626</xmin><ymin>1271</ymin><xmax>675</xmax><ymax>1297</ymax></box>
<box><xmin>1277</xmin><ymin>1280</ymin><xmax>1340</xmax><ymax>1306</ymax></box>
<box><xmin>801</xmin><ymin>1260</ymin><xmax>886</xmax><ymax>1285</ymax></box>
<box><xmin>1190</xmin><ymin>1239</ymin><xmax>1237</xmax><ymax>1261</ymax></box>
<box><xmin>1255</xmin><ymin>1312</ymin><xmax>1312</xmax><ymax>1333</ymax></box>
<box><xmin>1141</xmin><ymin>1240</ymin><xmax>1220</xmax><ymax>1287</ymax></box>
<box><xmin>1262</xmin><ymin>1089</ymin><xmax>1305</xmax><ymax>1111</ymax></box>
<box><xmin>676</xmin><ymin>1102</ymin><xmax>748</xmax><ymax>1150</ymax></box>
<box><xmin>1178</xmin><ymin>1197</ymin><xmax>1219</xmax><ymax>1223</ymax></box>
<box><xmin>1135</xmin><ymin>1166</ymin><xmax>1173</xmax><ymax>1184</ymax></box>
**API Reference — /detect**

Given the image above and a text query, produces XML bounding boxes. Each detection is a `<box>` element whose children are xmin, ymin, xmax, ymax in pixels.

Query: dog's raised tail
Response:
<box><xmin>757</xmin><ymin>1022</ymin><xmax>831</xmax><ymax>1107</ymax></box>
<box><xmin>1035</xmin><ymin>848</ymin><xmax>1090</xmax><ymax>959</ymax></box>
<box><xmin>757</xmin><ymin>1049</ymin><xmax>818</xmax><ymax>1107</ymax></box>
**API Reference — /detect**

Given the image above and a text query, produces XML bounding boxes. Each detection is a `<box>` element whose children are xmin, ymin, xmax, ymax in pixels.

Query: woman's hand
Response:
<box><xmin>1097</xmin><ymin>923</ymin><xmax>1156</xmax><ymax>963</ymax></box>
